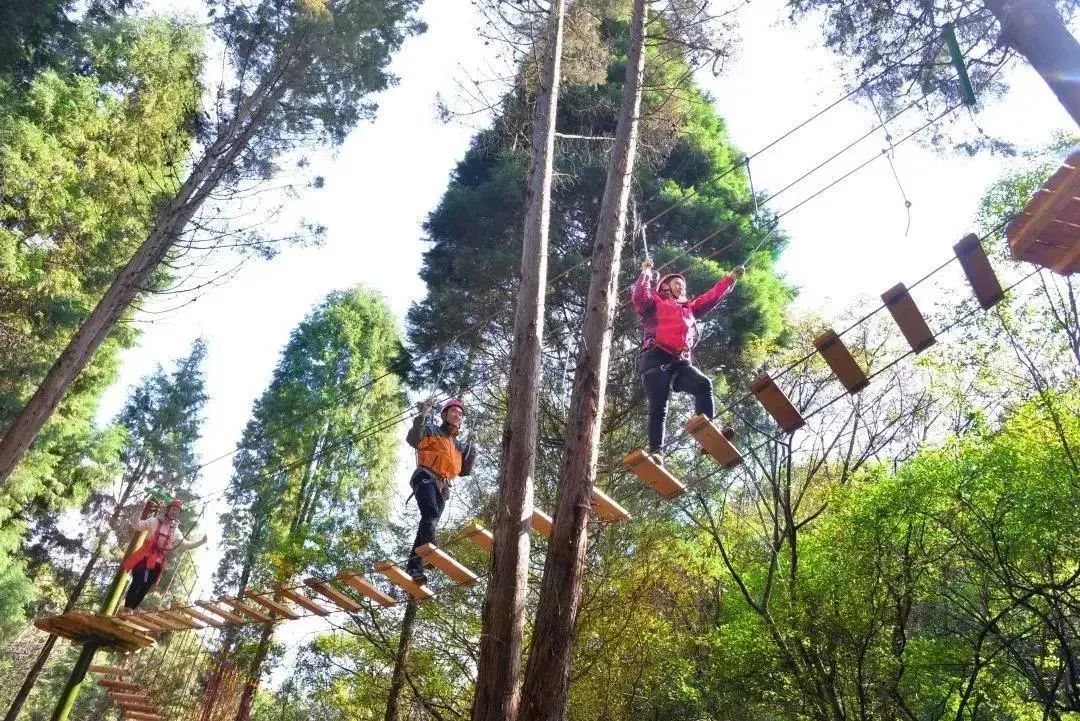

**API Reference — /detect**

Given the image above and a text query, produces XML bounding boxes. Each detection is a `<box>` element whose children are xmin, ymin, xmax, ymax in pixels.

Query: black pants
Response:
<box><xmin>640</xmin><ymin>348</ymin><xmax>713</xmax><ymax>453</ymax></box>
<box><xmin>124</xmin><ymin>561</ymin><xmax>161</xmax><ymax>610</ymax></box>
<box><xmin>406</xmin><ymin>470</ymin><xmax>446</xmax><ymax>574</ymax></box>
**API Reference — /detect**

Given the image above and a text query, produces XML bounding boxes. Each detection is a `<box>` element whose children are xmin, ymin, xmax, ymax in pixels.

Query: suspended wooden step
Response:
<box><xmin>337</xmin><ymin>570</ymin><xmax>395</xmax><ymax>608</ymax></box>
<box><xmin>276</xmin><ymin>584</ymin><xmax>331</xmax><ymax>617</ymax></box>
<box><xmin>220</xmin><ymin>597</ymin><xmax>274</xmax><ymax>623</ymax></box>
<box><xmin>622</xmin><ymin>449</ymin><xmax>686</xmax><ymax>499</ymax></box>
<box><xmin>1007</xmin><ymin>149</ymin><xmax>1080</xmax><ymax>275</ymax></box>
<box><xmin>175</xmin><ymin>606</ymin><xmax>226</xmax><ymax>629</ymax></box>
<box><xmin>139</xmin><ymin>612</ymin><xmax>186</xmax><ymax>631</ymax></box>
<box><xmin>90</xmin><ymin>665</ymin><xmax>131</xmax><ymax>677</ymax></box>
<box><xmin>248</xmin><ymin>593</ymin><xmax>301</xmax><ymax>620</ymax></box>
<box><xmin>459</xmin><ymin>521</ymin><xmax>494</xmax><ymax>552</ymax></box>
<box><xmin>154</xmin><ymin>610</ymin><xmax>201</xmax><ymax>630</ymax></box>
<box><xmin>98</xmin><ymin>678</ymin><xmax>141</xmax><ymax>693</ymax></box>
<box><xmin>416</xmin><ymin>543</ymin><xmax>479</xmax><ymax>587</ymax></box>
<box><xmin>304</xmin><ymin>578</ymin><xmax>363</xmax><ymax>612</ymax></box>
<box><xmin>954</xmin><ymin>233</ymin><xmax>1005</xmax><ymax>308</ymax></box>
<box><xmin>107</xmin><ymin>614</ymin><xmax>158</xmax><ymax>636</ymax></box>
<box><xmin>683</xmin><ymin>415</ymin><xmax>744</xmax><ymax>469</ymax></box>
<box><xmin>813</xmin><ymin>330</ymin><xmax>869</xmax><ymax>394</ymax></box>
<box><xmin>531</xmin><ymin>508</ymin><xmax>553</xmax><ymax>538</ymax></box>
<box><xmin>122</xmin><ymin>712</ymin><xmax>163</xmax><ymax>721</ymax></box>
<box><xmin>116</xmin><ymin>703</ymin><xmax>158</xmax><ymax>718</ymax></box>
<box><xmin>34</xmin><ymin>612</ymin><xmax>155</xmax><ymax>653</ymax></box>
<box><xmin>375</xmin><ymin>561</ymin><xmax>434</xmax><ymax>601</ymax></box>
<box><xmin>591</xmin><ymin>488</ymin><xmax>630</xmax><ymax>523</ymax></box>
<box><xmin>196</xmin><ymin>602</ymin><xmax>247</xmax><ymax>626</ymax></box>
<box><xmin>750</xmin><ymin>372</ymin><xmax>806</xmax><ymax>433</ymax></box>
<box><xmin>121</xmin><ymin>614</ymin><xmax>170</xmax><ymax>633</ymax></box>
<box><xmin>882</xmin><ymin>283</ymin><xmax>935</xmax><ymax>353</ymax></box>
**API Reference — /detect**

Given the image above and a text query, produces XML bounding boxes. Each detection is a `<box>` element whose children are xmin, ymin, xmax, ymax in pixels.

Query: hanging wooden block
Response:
<box><xmin>248</xmin><ymin>594</ymin><xmax>301</xmax><ymax>620</ymax></box>
<box><xmin>122</xmin><ymin>712</ymin><xmax>163</xmax><ymax>721</ymax></box>
<box><xmin>220</xmin><ymin>598</ymin><xmax>274</xmax><ymax>623</ymax></box>
<box><xmin>336</xmin><ymin>571</ymin><xmax>395</xmax><ymax>608</ymax></box>
<box><xmin>175</xmin><ymin>606</ymin><xmax>226</xmax><ymax>629</ymax></box>
<box><xmin>750</xmin><ymin>372</ymin><xmax>806</xmax><ymax>433</ymax></box>
<box><xmin>813</xmin><ymin>330</ymin><xmax>869</xmax><ymax>394</ymax></box>
<box><xmin>137</xmin><ymin>612</ymin><xmax>185</xmax><ymax>631</ymax></box>
<box><xmin>303</xmin><ymin>578</ymin><xmax>363</xmax><ymax>612</ymax></box>
<box><xmin>682</xmin><ymin>415</ymin><xmax>745</xmax><ymax>469</ymax></box>
<box><xmin>116</xmin><ymin>703</ymin><xmax>158</xmax><ymax>717</ymax></box>
<box><xmin>881</xmin><ymin>283</ymin><xmax>935</xmax><ymax>352</ymax></box>
<box><xmin>275</xmin><ymin>584</ymin><xmax>331</xmax><ymax>617</ymax></box>
<box><xmin>98</xmin><ymin>679</ymin><xmax>141</xmax><ymax>693</ymax></box>
<box><xmin>622</xmin><ymin>449</ymin><xmax>686</xmax><ymax>499</ymax></box>
<box><xmin>531</xmin><ymin>508</ymin><xmax>553</xmax><ymax>538</ymax></box>
<box><xmin>416</xmin><ymin>543</ymin><xmax>480</xmax><ymax>586</ymax></box>
<box><xmin>375</xmin><ymin>561</ymin><xmax>434</xmax><ymax>601</ymax></box>
<box><xmin>1007</xmin><ymin>149</ymin><xmax>1080</xmax><ymax>275</ymax></box>
<box><xmin>459</xmin><ymin>521</ymin><xmax>494</xmax><ymax>552</ymax></box>
<box><xmin>107</xmin><ymin>692</ymin><xmax>151</xmax><ymax>705</ymax></box>
<box><xmin>954</xmin><ymin>233</ymin><xmax>1004</xmax><ymax>309</ymax></box>
<box><xmin>121</xmin><ymin>614</ymin><xmax>169</xmax><ymax>633</ymax></box>
<box><xmin>591</xmin><ymin>488</ymin><xmax>631</xmax><ymax>523</ymax></box>
<box><xmin>196</xmin><ymin>602</ymin><xmax>247</xmax><ymax>625</ymax></box>
<box><xmin>154</xmin><ymin>609</ymin><xmax>201</xmax><ymax>630</ymax></box>
<box><xmin>107</xmin><ymin>615</ymin><xmax>157</xmax><ymax>636</ymax></box>
<box><xmin>90</xmin><ymin>665</ymin><xmax>131</xmax><ymax>678</ymax></box>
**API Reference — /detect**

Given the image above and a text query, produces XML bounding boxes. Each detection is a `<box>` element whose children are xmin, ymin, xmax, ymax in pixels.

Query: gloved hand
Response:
<box><xmin>730</xmin><ymin>265</ymin><xmax>746</xmax><ymax>280</ymax></box>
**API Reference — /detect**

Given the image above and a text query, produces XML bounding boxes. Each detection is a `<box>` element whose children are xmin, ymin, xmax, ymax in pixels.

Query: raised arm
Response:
<box><xmin>459</xmin><ymin>441</ymin><xmax>476</xmax><ymax>477</ymax></box>
<box><xmin>130</xmin><ymin>517</ymin><xmax>155</xmax><ymax>533</ymax></box>
<box><xmin>176</xmin><ymin>535</ymin><xmax>207</xmax><ymax>553</ymax></box>
<box><xmin>632</xmin><ymin>261</ymin><xmax>657</xmax><ymax>315</ymax></box>
<box><xmin>688</xmin><ymin>267</ymin><xmax>744</xmax><ymax>317</ymax></box>
<box><xmin>406</xmin><ymin>400</ymin><xmax>432</xmax><ymax>448</ymax></box>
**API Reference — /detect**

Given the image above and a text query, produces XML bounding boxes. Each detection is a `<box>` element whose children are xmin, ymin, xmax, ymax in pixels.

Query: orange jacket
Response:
<box><xmin>406</xmin><ymin>417</ymin><xmax>474</xmax><ymax>481</ymax></box>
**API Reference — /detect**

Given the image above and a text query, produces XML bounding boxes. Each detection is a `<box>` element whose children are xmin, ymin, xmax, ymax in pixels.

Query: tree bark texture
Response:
<box><xmin>984</xmin><ymin>0</ymin><xmax>1080</xmax><ymax>127</ymax></box>
<box><xmin>517</xmin><ymin>1</ymin><xmax>648</xmax><ymax>719</ymax></box>
<box><xmin>235</xmin><ymin>622</ymin><xmax>275</xmax><ymax>721</ymax></box>
<box><xmin>384</xmin><ymin>600</ymin><xmax>419</xmax><ymax>721</ymax></box>
<box><xmin>469</xmin><ymin>3</ymin><xmax>565</xmax><ymax>721</ymax></box>
<box><xmin>0</xmin><ymin>42</ymin><xmax>309</xmax><ymax>487</ymax></box>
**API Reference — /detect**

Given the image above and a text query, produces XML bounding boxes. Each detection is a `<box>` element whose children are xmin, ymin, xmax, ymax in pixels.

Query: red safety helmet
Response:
<box><xmin>441</xmin><ymin>398</ymin><xmax>466</xmax><ymax>416</ymax></box>
<box><xmin>166</xmin><ymin>498</ymin><xmax>183</xmax><ymax>512</ymax></box>
<box><xmin>657</xmin><ymin>273</ymin><xmax>687</xmax><ymax>300</ymax></box>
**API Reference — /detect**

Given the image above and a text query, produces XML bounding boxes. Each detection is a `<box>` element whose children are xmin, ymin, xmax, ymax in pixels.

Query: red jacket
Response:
<box><xmin>122</xmin><ymin>517</ymin><xmax>192</xmax><ymax>583</ymax></box>
<box><xmin>632</xmin><ymin>273</ymin><xmax>735</xmax><ymax>356</ymax></box>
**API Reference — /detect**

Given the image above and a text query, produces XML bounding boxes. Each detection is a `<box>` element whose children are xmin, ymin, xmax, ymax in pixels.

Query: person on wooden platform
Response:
<box><xmin>632</xmin><ymin>260</ymin><xmax>744</xmax><ymax>465</ymax></box>
<box><xmin>405</xmin><ymin>398</ymin><xmax>475</xmax><ymax>584</ymax></box>
<box><xmin>120</xmin><ymin>498</ymin><xmax>206</xmax><ymax>613</ymax></box>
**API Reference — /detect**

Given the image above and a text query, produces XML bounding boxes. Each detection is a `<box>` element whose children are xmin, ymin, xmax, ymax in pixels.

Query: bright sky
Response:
<box><xmin>95</xmin><ymin>0</ymin><xmax>1073</xmax><ymax>671</ymax></box>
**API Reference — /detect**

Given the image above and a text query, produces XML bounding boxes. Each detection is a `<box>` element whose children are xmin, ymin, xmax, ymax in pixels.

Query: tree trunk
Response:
<box><xmin>469</xmin><ymin>3</ymin><xmax>565</xmax><ymax>721</ymax></box>
<box><xmin>0</xmin><ymin>42</ymin><xmax>308</xmax><ymax>487</ymax></box>
<box><xmin>517</xmin><ymin>1</ymin><xmax>647</xmax><ymax>719</ymax></box>
<box><xmin>983</xmin><ymin>0</ymin><xmax>1080</xmax><ymax>127</ymax></box>
<box><xmin>235</xmin><ymin>623</ymin><xmax>275</xmax><ymax>721</ymax></box>
<box><xmin>384</xmin><ymin>600</ymin><xmax>419</xmax><ymax>721</ymax></box>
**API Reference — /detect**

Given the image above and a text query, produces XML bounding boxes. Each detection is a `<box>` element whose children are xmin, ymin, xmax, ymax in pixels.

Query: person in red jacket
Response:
<box><xmin>120</xmin><ymin>498</ymin><xmax>206</xmax><ymax>613</ymax></box>
<box><xmin>632</xmin><ymin>259</ymin><xmax>744</xmax><ymax>463</ymax></box>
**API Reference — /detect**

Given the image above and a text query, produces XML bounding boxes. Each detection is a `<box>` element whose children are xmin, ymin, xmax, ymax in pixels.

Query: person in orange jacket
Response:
<box><xmin>120</xmin><ymin>498</ymin><xmax>206</xmax><ymax>613</ymax></box>
<box><xmin>404</xmin><ymin>398</ymin><xmax>475</xmax><ymax>584</ymax></box>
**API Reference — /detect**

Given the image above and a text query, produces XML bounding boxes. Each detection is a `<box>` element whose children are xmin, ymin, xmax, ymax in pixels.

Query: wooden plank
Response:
<box><xmin>881</xmin><ymin>283</ymin><xmax>935</xmax><ymax>353</ymax></box>
<box><xmin>154</xmin><ymin>610</ymin><xmax>202</xmax><ymax>630</ymax></box>
<box><xmin>304</xmin><ymin>578</ymin><xmax>363</xmax><ymax>612</ymax></box>
<box><xmin>682</xmin><ymin>415</ymin><xmax>744</xmax><ymax>470</ymax></box>
<box><xmin>813</xmin><ymin>330</ymin><xmax>870</xmax><ymax>394</ymax></box>
<box><xmin>591</xmin><ymin>488</ymin><xmax>631</xmax><ymax>523</ymax></box>
<box><xmin>139</xmin><ymin>612</ymin><xmax>186</xmax><ymax>631</ymax></box>
<box><xmin>275</xmin><ymin>584</ymin><xmax>331</xmax><ymax>617</ymax></box>
<box><xmin>416</xmin><ymin>543</ymin><xmax>479</xmax><ymax>587</ymax></box>
<box><xmin>374</xmin><ymin>562</ymin><xmax>435</xmax><ymax>601</ymax></box>
<box><xmin>622</xmin><ymin>449</ymin><xmax>686</xmax><ymax>499</ymax></box>
<box><xmin>69</xmin><ymin>613</ymin><xmax>155</xmax><ymax>649</ymax></box>
<box><xmin>106</xmin><ymin>615</ymin><xmax>157</xmax><ymax>636</ymax></box>
<box><xmin>336</xmin><ymin>571</ymin><xmax>395</xmax><ymax>608</ymax></box>
<box><xmin>1033</xmin><ymin>218</ymin><xmax>1080</xmax><ymax>249</ymax></box>
<box><xmin>121</xmin><ymin>712</ymin><xmax>163</xmax><ymax>721</ymax></box>
<box><xmin>121</xmin><ymin>614</ymin><xmax>171</xmax><ymax>633</ymax></box>
<box><xmin>174</xmin><ymin>606</ymin><xmax>226</xmax><ymax>629</ymax></box>
<box><xmin>1009</xmin><ymin>160</ymin><xmax>1080</xmax><ymax>253</ymax></box>
<box><xmin>1052</xmin><ymin>237</ymin><xmax>1080</xmax><ymax>275</ymax></box>
<box><xmin>196</xmin><ymin>602</ymin><xmax>247</xmax><ymax>626</ymax></box>
<box><xmin>750</xmin><ymin>372</ymin><xmax>806</xmax><ymax>433</ymax></box>
<box><xmin>220</xmin><ymin>598</ymin><xmax>274</xmax><ymax>623</ymax></box>
<box><xmin>108</xmin><ymin>692</ymin><xmax>151</xmax><ymax>704</ymax></box>
<box><xmin>530</xmin><ymin>508</ymin><xmax>553</xmax><ymax>538</ymax></box>
<box><xmin>458</xmin><ymin>521</ymin><xmax>494</xmax><ymax>552</ymax></box>
<box><xmin>116</xmin><ymin>704</ymin><xmax>158</xmax><ymax>716</ymax></box>
<box><xmin>98</xmin><ymin>679</ymin><xmax>142</xmax><ymax>693</ymax></box>
<box><xmin>248</xmin><ymin>593</ymin><xmax>301</xmax><ymax>620</ymax></box>
<box><xmin>953</xmin><ymin>233</ymin><xmax>1005</xmax><ymax>309</ymax></box>
<box><xmin>90</xmin><ymin>665</ymin><xmax>131</xmax><ymax>677</ymax></box>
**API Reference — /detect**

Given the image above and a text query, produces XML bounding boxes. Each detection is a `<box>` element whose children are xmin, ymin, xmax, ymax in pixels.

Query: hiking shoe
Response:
<box><xmin>408</xmin><ymin>570</ymin><xmax>427</xmax><ymax>586</ymax></box>
<box><xmin>650</xmin><ymin>453</ymin><xmax>665</xmax><ymax>467</ymax></box>
<box><xmin>721</xmin><ymin>426</ymin><xmax>735</xmax><ymax>440</ymax></box>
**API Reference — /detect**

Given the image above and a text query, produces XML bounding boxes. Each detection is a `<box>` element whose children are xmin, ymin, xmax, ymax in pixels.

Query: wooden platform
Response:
<box><xmin>531</xmin><ymin>508</ymin><xmax>553</xmax><ymax>538</ymax></box>
<box><xmin>683</xmin><ymin>415</ymin><xmax>744</xmax><ymax>469</ymax></box>
<box><xmin>34</xmin><ymin>612</ymin><xmax>155</xmax><ymax>652</ymax></box>
<box><xmin>623</xmin><ymin>449</ymin><xmax>686</xmax><ymax>499</ymax></box>
<box><xmin>591</xmin><ymin>488</ymin><xmax>631</xmax><ymax>523</ymax></box>
<box><xmin>1007</xmin><ymin>149</ymin><xmax>1080</xmax><ymax>275</ymax></box>
<box><xmin>459</xmin><ymin>521</ymin><xmax>494</xmax><ymax>552</ymax></box>
<box><xmin>375</xmin><ymin>561</ymin><xmax>434</xmax><ymax>601</ymax></box>
<box><xmin>337</xmin><ymin>571</ymin><xmax>395</xmax><ymax>608</ymax></box>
